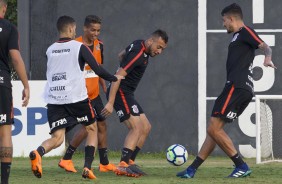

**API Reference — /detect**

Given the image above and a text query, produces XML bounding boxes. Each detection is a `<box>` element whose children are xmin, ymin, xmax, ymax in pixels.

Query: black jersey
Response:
<box><xmin>120</xmin><ymin>40</ymin><xmax>149</xmax><ymax>94</ymax></box>
<box><xmin>226</xmin><ymin>25</ymin><xmax>263</xmax><ymax>94</ymax></box>
<box><xmin>0</xmin><ymin>18</ymin><xmax>19</xmax><ymax>87</ymax></box>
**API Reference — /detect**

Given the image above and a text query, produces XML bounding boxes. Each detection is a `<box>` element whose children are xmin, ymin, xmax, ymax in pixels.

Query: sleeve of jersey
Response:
<box><xmin>243</xmin><ymin>26</ymin><xmax>263</xmax><ymax>49</ymax></box>
<box><xmin>80</xmin><ymin>45</ymin><xmax>117</xmax><ymax>82</ymax></box>
<box><xmin>8</xmin><ymin>25</ymin><xmax>19</xmax><ymax>50</ymax></box>
<box><xmin>120</xmin><ymin>48</ymin><xmax>144</xmax><ymax>74</ymax></box>
<box><xmin>100</xmin><ymin>42</ymin><xmax>104</xmax><ymax>64</ymax></box>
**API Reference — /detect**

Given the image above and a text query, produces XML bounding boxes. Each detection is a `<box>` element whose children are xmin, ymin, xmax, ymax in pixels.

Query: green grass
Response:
<box><xmin>9</xmin><ymin>152</ymin><xmax>282</xmax><ymax>184</ymax></box>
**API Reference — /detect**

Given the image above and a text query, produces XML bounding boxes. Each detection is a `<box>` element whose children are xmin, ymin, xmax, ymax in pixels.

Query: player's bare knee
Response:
<box><xmin>207</xmin><ymin>124</ymin><xmax>217</xmax><ymax>138</ymax></box>
<box><xmin>85</xmin><ymin>122</ymin><xmax>97</xmax><ymax>132</ymax></box>
<box><xmin>98</xmin><ymin>121</ymin><xmax>107</xmax><ymax>133</ymax></box>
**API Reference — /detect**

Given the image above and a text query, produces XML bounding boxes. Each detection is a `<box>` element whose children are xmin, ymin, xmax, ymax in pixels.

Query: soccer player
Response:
<box><xmin>102</xmin><ymin>29</ymin><xmax>168</xmax><ymax>177</ymax></box>
<box><xmin>29</xmin><ymin>15</ymin><xmax>122</xmax><ymax>180</ymax></box>
<box><xmin>177</xmin><ymin>3</ymin><xmax>276</xmax><ymax>178</ymax></box>
<box><xmin>59</xmin><ymin>15</ymin><xmax>116</xmax><ymax>173</ymax></box>
<box><xmin>0</xmin><ymin>1</ymin><xmax>30</xmax><ymax>183</ymax></box>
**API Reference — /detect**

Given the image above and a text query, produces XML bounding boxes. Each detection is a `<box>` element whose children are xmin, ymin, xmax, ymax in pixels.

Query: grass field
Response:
<box><xmin>9</xmin><ymin>152</ymin><xmax>282</xmax><ymax>184</ymax></box>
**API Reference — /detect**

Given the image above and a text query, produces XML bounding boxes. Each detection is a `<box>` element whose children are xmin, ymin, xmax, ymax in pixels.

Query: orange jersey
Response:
<box><xmin>76</xmin><ymin>36</ymin><xmax>103</xmax><ymax>100</ymax></box>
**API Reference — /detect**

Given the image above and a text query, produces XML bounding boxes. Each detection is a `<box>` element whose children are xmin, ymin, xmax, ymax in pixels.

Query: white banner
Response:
<box><xmin>12</xmin><ymin>81</ymin><xmax>65</xmax><ymax>157</ymax></box>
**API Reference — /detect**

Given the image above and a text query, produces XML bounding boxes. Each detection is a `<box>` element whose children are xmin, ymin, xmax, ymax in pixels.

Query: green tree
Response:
<box><xmin>6</xmin><ymin>0</ymin><xmax>17</xmax><ymax>25</ymax></box>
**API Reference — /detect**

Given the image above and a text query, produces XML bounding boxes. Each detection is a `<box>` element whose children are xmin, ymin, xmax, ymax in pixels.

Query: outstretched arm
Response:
<box><xmin>258</xmin><ymin>42</ymin><xmax>276</xmax><ymax>69</ymax></box>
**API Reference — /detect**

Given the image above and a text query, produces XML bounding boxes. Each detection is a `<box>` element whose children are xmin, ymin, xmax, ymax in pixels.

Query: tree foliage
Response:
<box><xmin>6</xmin><ymin>0</ymin><xmax>17</xmax><ymax>25</ymax></box>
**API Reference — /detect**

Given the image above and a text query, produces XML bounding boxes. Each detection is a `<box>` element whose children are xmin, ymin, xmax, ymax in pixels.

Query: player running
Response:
<box><xmin>177</xmin><ymin>3</ymin><xmax>276</xmax><ymax>179</ymax></box>
<box><xmin>58</xmin><ymin>15</ymin><xmax>116</xmax><ymax>174</ymax></box>
<box><xmin>29</xmin><ymin>15</ymin><xmax>123</xmax><ymax>180</ymax></box>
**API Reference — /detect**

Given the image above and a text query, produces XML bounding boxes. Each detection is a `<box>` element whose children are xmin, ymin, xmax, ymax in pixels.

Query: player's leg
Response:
<box><xmin>209</xmin><ymin>88</ymin><xmax>253</xmax><ymax>177</ymax></box>
<box><xmin>29</xmin><ymin>103</ymin><xmax>76</xmax><ymax>178</ymax></box>
<box><xmin>112</xmin><ymin>92</ymin><xmax>144</xmax><ymax>177</ymax></box>
<box><xmin>207</xmin><ymin>117</ymin><xmax>237</xmax><ymax>156</ymax></box>
<box><xmin>0</xmin><ymin>125</ymin><xmax>13</xmax><ymax>184</ymax></box>
<box><xmin>177</xmin><ymin>82</ymin><xmax>236</xmax><ymax>178</ymax></box>
<box><xmin>0</xmin><ymin>86</ymin><xmax>13</xmax><ymax>184</ymax></box>
<box><xmin>121</xmin><ymin>115</ymin><xmax>143</xmax><ymax>163</ymax></box>
<box><xmin>176</xmin><ymin>130</ymin><xmax>216</xmax><ymax>178</ymax></box>
<box><xmin>129</xmin><ymin>113</ymin><xmax>151</xmax><ymax>165</ymax></box>
<box><xmin>29</xmin><ymin>128</ymin><xmax>66</xmax><ymax>178</ymax></box>
<box><xmin>114</xmin><ymin>115</ymin><xmax>144</xmax><ymax>177</ymax></box>
<box><xmin>81</xmin><ymin>121</ymin><xmax>97</xmax><ymax>179</ymax></box>
<box><xmin>93</xmin><ymin>96</ymin><xmax>116</xmax><ymax>172</ymax></box>
<box><xmin>70</xmin><ymin>99</ymin><xmax>98</xmax><ymax>179</ymax></box>
<box><xmin>59</xmin><ymin>125</ymin><xmax>87</xmax><ymax>173</ymax></box>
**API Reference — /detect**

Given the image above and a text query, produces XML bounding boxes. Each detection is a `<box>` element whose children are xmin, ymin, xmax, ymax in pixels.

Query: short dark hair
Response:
<box><xmin>221</xmin><ymin>3</ymin><xmax>243</xmax><ymax>19</ymax></box>
<box><xmin>56</xmin><ymin>15</ymin><xmax>76</xmax><ymax>32</ymax></box>
<box><xmin>84</xmin><ymin>15</ymin><xmax>102</xmax><ymax>27</ymax></box>
<box><xmin>152</xmin><ymin>29</ymin><xmax>168</xmax><ymax>44</ymax></box>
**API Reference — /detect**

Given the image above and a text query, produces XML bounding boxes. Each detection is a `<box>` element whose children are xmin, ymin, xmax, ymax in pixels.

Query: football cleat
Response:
<box><xmin>176</xmin><ymin>166</ymin><xmax>196</xmax><ymax>178</ymax></box>
<box><xmin>129</xmin><ymin>159</ymin><xmax>135</xmax><ymax>165</ymax></box>
<box><xmin>114</xmin><ymin>161</ymin><xmax>139</xmax><ymax>177</ymax></box>
<box><xmin>99</xmin><ymin>163</ymin><xmax>117</xmax><ymax>172</ymax></box>
<box><xmin>29</xmin><ymin>150</ymin><xmax>42</xmax><ymax>178</ymax></box>
<box><xmin>128</xmin><ymin>164</ymin><xmax>147</xmax><ymax>176</ymax></box>
<box><xmin>82</xmin><ymin>167</ymin><xmax>96</xmax><ymax>179</ymax></box>
<box><xmin>58</xmin><ymin>159</ymin><xmax>77</xmax><ymax>173</ymax></box>
<box><xmin>228</xmin><ymin>163</ymin><xmax>252</xmax><ymax>178</ymax></box>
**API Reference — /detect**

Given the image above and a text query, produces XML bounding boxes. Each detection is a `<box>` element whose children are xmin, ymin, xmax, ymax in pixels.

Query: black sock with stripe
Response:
<box><xmin>130</xmin><ymin>146</ymin><xmax>141</xmax><ymax>162</ymax></box>
<box><xmin>99</xmin><ymin>148</ymin><xmax>109</xmax><ymax>165</ymax></box>
<box><xmin>63</xmin><ymin>145</ymin><xmax>77</xmax><ymax>160</ymax></box>
<box><xmin>230</xmin><ymin>153</ymin><xmax>245</xmax><ymax>167</ymax></box>
<box><xmin>190</xmin><ymin>156</ymin><xmax>204</xmax><ymax>170</ymax></box>
<box><xmin>37</xmin><ymin>146</ymin><xmax>45</xmax><ymax>157</ymax></box>
<box><xmin>1</xmin><ymin>162</ymin><xmax>11</xmax><ymax>184</ymax></box>
<box><xmin>84</xmin><ymin>146</ymin><xmax>95</xmax><ymax>169</ymax></box>
<box><xmin>120</xmin><ymin>148</ymin><xmax>133</xmax><ymax>164</ymax></box>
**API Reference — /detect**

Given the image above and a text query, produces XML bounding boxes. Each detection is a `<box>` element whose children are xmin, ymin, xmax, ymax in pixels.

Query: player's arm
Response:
<box><xmin>244</xmin><ymin>26</ymin><xmax>276</xmax><ymax>69</ymax></box>
<box><xmin>8</xmin><ymin>26</ymin><xmax>30</xmax><ymax>107</ymax></box>
<box><xmin>9</xmin><ymin>50</ymin><xmax>30</xmax><ymax>107</ymax></box>
<box><xmin>258</xmin><ymin>42</ymin><xmax>276</xmax><ymax>69</ymax></box>
<box><xmin>102</xmin><ymin>68</ymin><xmax>127</xmax><ymax>117</ymax></box>
<box><xmin>79</xmin><ymin>44</ymin><xmax>121</xmax><ymax>82</ymax></box>
<box><xmin>118</xmin><ymin>49</ymin><xmax>126</xmax><ymax>62</ymax></box>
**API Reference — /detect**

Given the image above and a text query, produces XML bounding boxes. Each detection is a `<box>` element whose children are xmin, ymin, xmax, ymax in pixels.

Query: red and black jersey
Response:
<box><xmin>120</xmin><ymin>40</ymin><xmax>149</xmax><ymax>94</ymax></box>
<box><xmin>226</xmin><ymin>25</ymin><xmax>263</xmax><ymax>94</ymax></box>
<box><xmin>0</xmin><ymin>18</ymin><xmax>19</xmax><ymax>87</ymax></box>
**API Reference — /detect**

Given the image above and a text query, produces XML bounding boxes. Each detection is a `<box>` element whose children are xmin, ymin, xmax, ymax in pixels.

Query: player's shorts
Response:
<box><xmin>90</xmin><ymin>95</ymin><xmax>106</xmax><ymax>122</ymax></box>
<box><xmin>211</xmin><ymin>83</ymin><xmax>253</xmax><ymax>123</ymax></box>
<box><xmin>47</xmin><ymin>98</ymin><xmax>96</xmax><ymax>134</ymax></box>
<box><xmin>0</xmin><ymin>86</ymin><xmax>14</xmax><ymax>125</ymax></box>
<box><xmin>110</xmin><ymin>89</ymin><xmax>144</xmax><ymax>122</ymax></box>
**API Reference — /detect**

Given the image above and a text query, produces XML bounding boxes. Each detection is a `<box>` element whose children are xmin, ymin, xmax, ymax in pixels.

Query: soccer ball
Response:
<box><xmin>166</xmin><ymin>144</ymin><xmax>188</xmax><ymax>166</ymax></box>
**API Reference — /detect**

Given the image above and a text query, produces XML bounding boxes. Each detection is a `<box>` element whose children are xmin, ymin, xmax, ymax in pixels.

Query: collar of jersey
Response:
<box><xmin>57</xmin><ymin>37</ymin><xmax>72</xmax><ymax>43</ymax></box>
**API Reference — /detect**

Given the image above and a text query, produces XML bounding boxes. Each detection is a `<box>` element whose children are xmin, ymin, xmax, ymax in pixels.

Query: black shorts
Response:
<box><xmin>47</xmin><ymin>98</ymin><xmax>96</xmax><ymax>134</ymax></box>
<box><xmin>0</xmin><ymin>86</ymin><xmax>13</xmax><ymax>125</ymax></box>
<box><xmin>91</xmin><ymin>95</ymin><xmax>106</xmax><ymax>122</ymax></box>
<box><xmin>110</xmin><ymin>89</ymin><xmax>144</xmax><ymax>122</ymax></box>
<box><xmin>211</xmin><ymin>83</ymin><xmax>253</xmax><ymax>123</ymax></box>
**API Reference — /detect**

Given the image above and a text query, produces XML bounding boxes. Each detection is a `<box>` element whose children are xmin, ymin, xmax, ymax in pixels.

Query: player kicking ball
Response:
<box><xmin>177</xmin><ymin>3</ymin><xmax>276</xmax><ymax>179</ymax></box>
